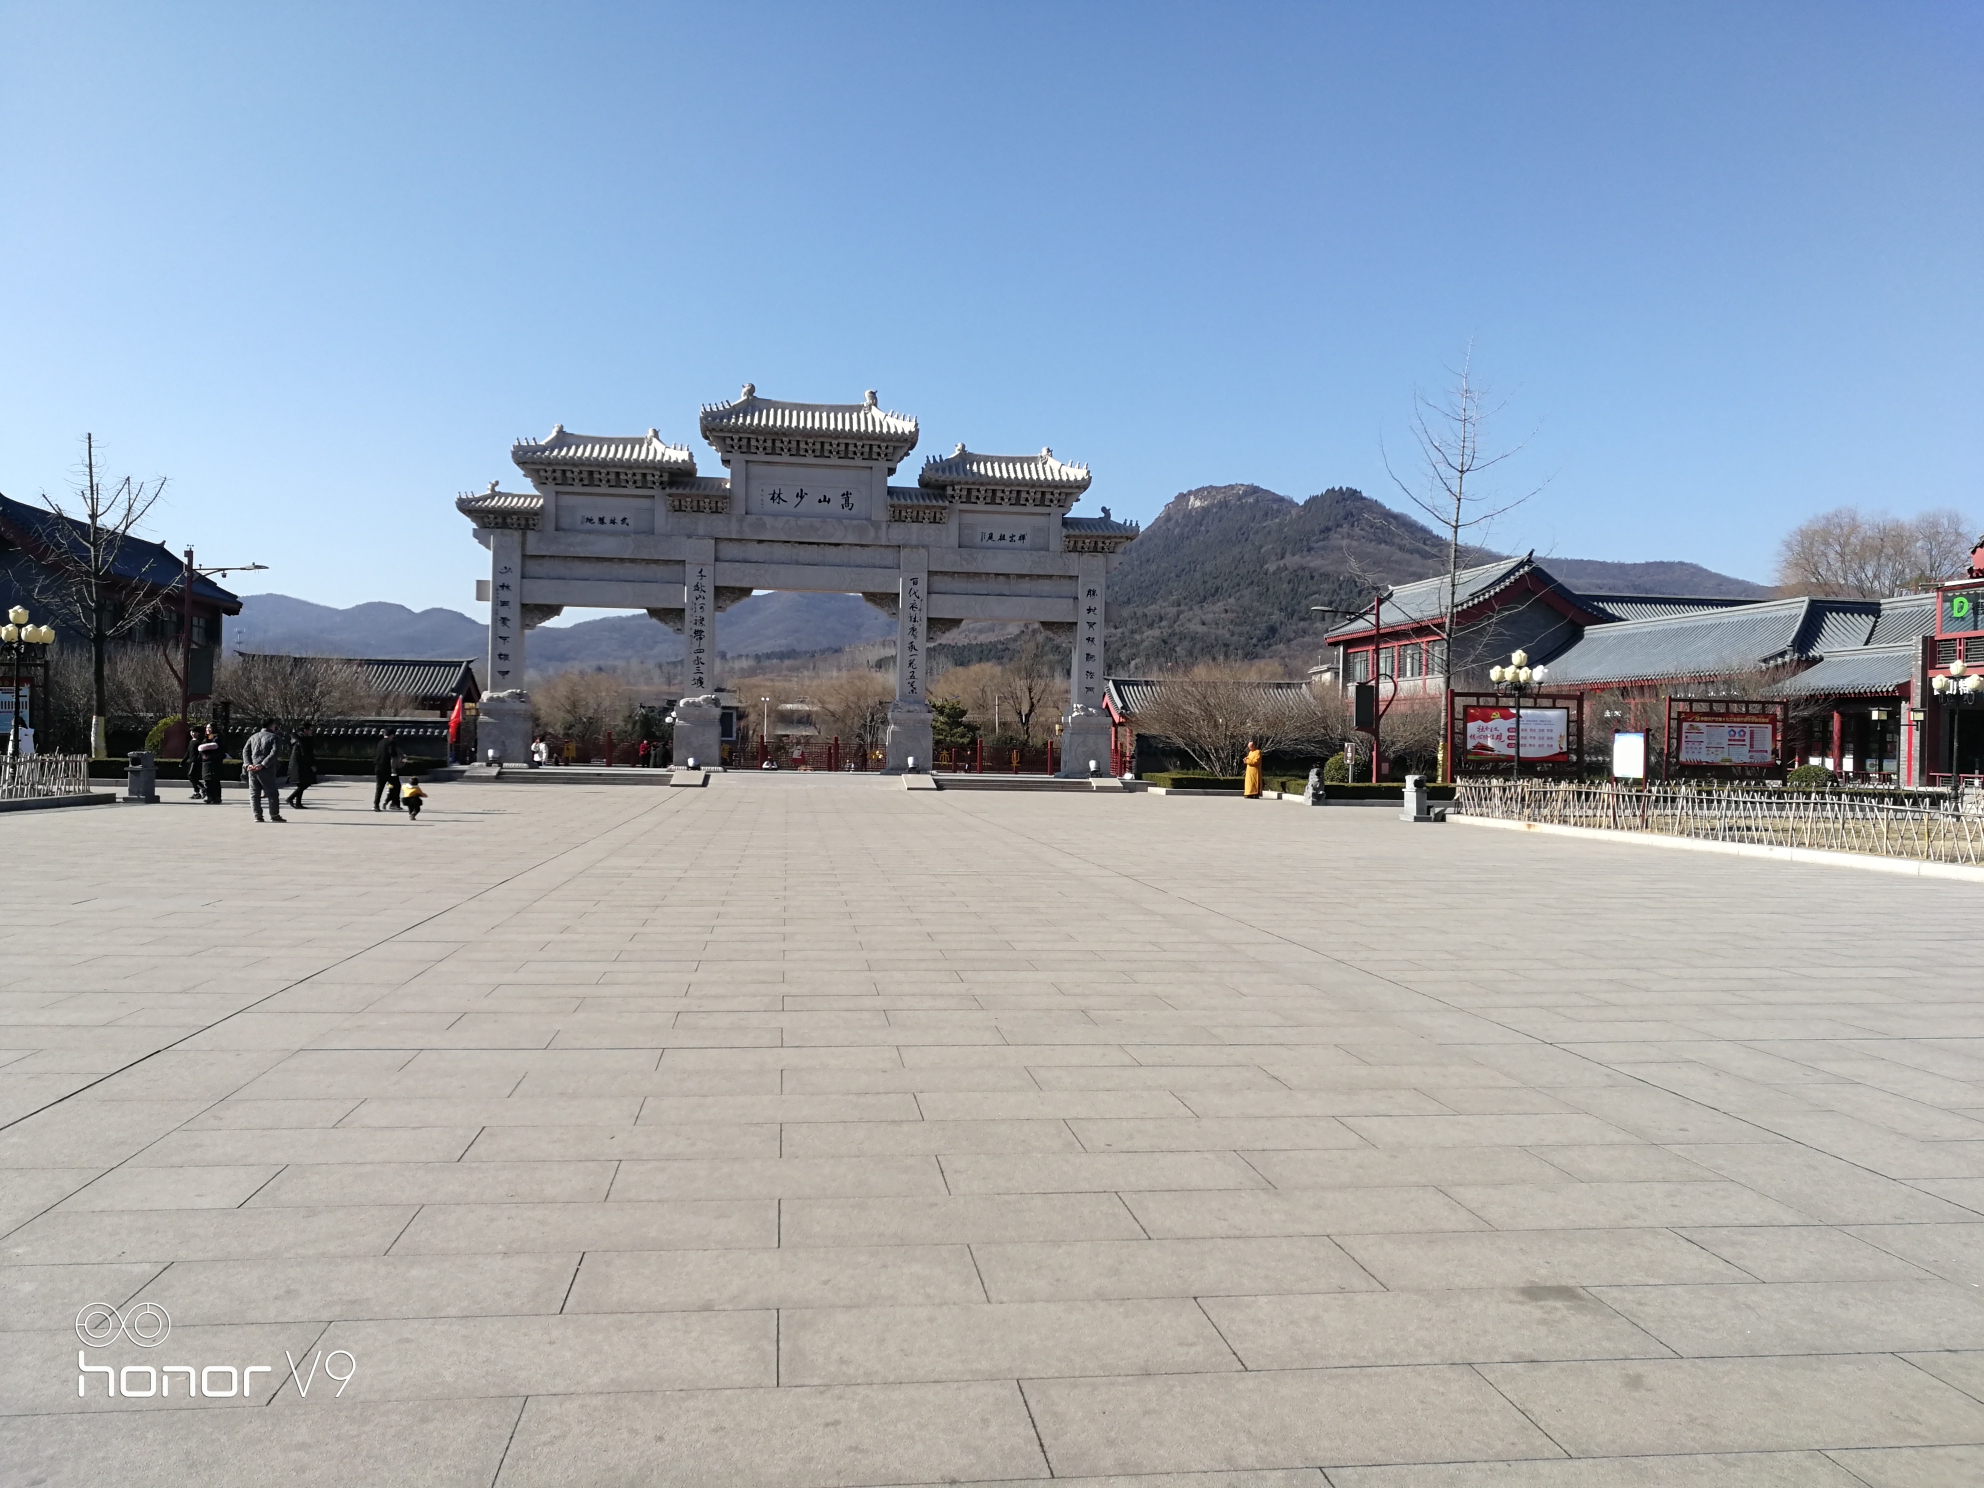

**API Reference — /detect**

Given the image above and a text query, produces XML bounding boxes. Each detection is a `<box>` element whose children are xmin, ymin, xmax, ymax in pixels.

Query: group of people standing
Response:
<box><xmin>184</xmin><ymin>723</ymin><xmax>423</xmax><ymax>822</ymax></box>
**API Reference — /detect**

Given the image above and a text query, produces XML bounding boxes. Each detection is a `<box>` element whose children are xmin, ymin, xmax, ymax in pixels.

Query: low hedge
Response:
<box><xmin>1141</xmin><ymin>772</ymin><xmax>1244</xmax><ymax>790</ymax></box>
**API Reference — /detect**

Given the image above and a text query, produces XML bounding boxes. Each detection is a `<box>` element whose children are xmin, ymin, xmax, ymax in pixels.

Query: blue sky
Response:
<box><xmin>3</xmin><ymin>2</ymin><xmax>1979</xmax><ymax>618</ymax></box>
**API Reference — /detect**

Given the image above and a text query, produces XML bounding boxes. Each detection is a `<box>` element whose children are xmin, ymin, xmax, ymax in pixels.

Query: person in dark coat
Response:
<box><xmin>197</xmin><ymin>725</ymin><xmax>224</xmax><ymax>804</ymax></box>
<box><xmin>286</xmin><ymin>724</ymin><xmax>318</xmax><ymax>810</ymax></box>
<box><xmin>373</xmin><ymin>727</ymin><xmax>402</xmax><ymax>811</ymax></box>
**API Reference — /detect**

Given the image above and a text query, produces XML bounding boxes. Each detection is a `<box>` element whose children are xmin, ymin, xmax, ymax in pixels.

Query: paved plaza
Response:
<box><xmin>5</xmin><ymin>775</ymin><xmax>1984</xmax><ymax>1486</ymax></box>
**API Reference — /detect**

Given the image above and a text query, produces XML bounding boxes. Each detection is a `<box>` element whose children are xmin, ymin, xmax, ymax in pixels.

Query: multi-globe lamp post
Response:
<box><xmin>1931</xmin><ymin>657</ymin><xmax>1983</xmax><ymax>703</ymax></box>
<box><xmin>1932</xmin><ymin>658</ymin><xmax>1983</xmax><ymax>780</ymax></box>
<box><xmin>1486</xmin><ymin>648</ymin><xmax>1549</xmax><ymax>779</ymax></box>
<box><xmin>2</xmin><ymin>606</ymin><xmax>55</xmax><ymax>756</ymax></box>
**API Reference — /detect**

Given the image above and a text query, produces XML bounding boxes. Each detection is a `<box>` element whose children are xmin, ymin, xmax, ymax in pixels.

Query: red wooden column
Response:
<box><xmin>1829</xmin><ymin>711</ymin><xmax>1843</xmax><ymax>773</ymax></box>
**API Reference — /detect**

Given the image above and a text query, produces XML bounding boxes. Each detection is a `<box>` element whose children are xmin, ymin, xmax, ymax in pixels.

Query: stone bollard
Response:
<box><xmin>1400</xmin><ymin>773</ymin><xmax>1429</xmax><ymax>822</ymax></box>
<box><xmin>124</xmin><ymin>750</ymin><xmax>158</xmax><ymax>803</ymax></box>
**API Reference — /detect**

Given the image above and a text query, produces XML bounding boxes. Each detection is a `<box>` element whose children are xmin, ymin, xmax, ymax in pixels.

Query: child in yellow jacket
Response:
<box><xmin>402</xmin><ymin>777</ymin><xmax>426</xmax><ymax>821</ymax></box>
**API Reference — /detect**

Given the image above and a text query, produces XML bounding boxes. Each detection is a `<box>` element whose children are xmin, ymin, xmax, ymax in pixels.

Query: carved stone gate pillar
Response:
<box><xmin>673</xmin><ymin>537</ymin><xmax>722</xmax><ymax>768</ymax></box>
<box><xmin>487</xmin><ymin>529</ymin><xmax>524</xmax><ymax>693</ymax></box>
<box><xmin>886</xmin><ymin>549</ymin><xmax>933</xmax><ymax>772</ymax></box>
<box><xmin>478</xmin><ymin>528</ymin><xmax>534</xmax><ymax>765</ymax></box>
<box><xmin>1059</xmin><ymin>555</ymin><xmax>1110</xmax><ymax>776</ymax></box>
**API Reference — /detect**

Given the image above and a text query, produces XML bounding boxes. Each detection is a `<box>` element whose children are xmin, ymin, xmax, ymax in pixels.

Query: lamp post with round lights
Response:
<box><xmin>1932</xmin><ymin>659</ymin><xmax>1984</xmax><ymax>784</ymax></box>
<box><xmin>2</xmin><ymin>607</ymin><xmax>55</xmax><ymax>756</ymax></box>
<box><xmin>1486</xmin><ymin>648</ymin><xmax>1550</xmax><ymax>780</ymax></box>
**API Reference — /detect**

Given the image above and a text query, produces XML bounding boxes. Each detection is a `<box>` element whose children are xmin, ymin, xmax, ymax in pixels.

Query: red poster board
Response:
<box><xmin>1462</xmin><ymin>705</ymin><xmax>1571</xmax><ymax>763</ymax></box>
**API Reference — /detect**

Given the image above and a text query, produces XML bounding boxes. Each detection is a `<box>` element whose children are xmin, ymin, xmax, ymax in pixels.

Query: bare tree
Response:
<box><xmin>29</xmin><ymin>435</ymin><xmax>173</xmax><ymax>753</ymax></box>
<box><xmin>531</xmin><ymin>669</ymin><xmax>634</xmax><ymax>745</ymax></box>
<box><xmin>1130</xmin><ymin>666</ymin><xmax>1344</xmax><ymax>777</ymax></box>
<box><xmin>1007</xmin><ymin>629</ymin><xmax>1065</xmax><ymax>745</ymax></box>
<box><xmin>1776</xmin><ymin>506</ymin><xmax>1974</xmax><ymax>598</ymax></box>
<box><xmin>812</xmin><ymin>668</ymin><xmax>892</xmax><ymax>762</ymax></box>
<box><xmin>1384</xmin><ymin>348</ymin><xmax>1544</xmax><ymax>690</ymax></box>
<box><xmin>214</xmin><ymin>654</ymin><xmax>368</xmax><ymax>733</ymax></box>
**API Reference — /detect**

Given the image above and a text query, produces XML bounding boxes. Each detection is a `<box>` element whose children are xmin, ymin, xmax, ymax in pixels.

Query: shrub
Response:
<box><xmin>1322</xmin><ymin>751</ymin><xmax>1350</xmax><ymax>784</ymax></box>
<box><xmin>143</xmin><ymin>716</ymin><xmax>190</xmax><ymax>754</ymax></box>
<box><xmin>1143</xmin><ymin>772</ymin><xmax>1243</xmax><ymax>790</ymax></box>
<box><xmin>1786</xmin><ymin>764</ymin><xmax>1835</xmax><ymax>788</ymax></box>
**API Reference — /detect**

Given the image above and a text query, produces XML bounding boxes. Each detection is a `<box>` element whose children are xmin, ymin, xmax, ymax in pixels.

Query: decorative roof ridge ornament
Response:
<box><xmin>865</xmin><ymin>389</ymin><xmax>878</xmax><ymax>408</ymax></box>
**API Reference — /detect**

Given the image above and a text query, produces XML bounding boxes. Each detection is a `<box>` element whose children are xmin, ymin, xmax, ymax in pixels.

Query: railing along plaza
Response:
<box><xmin>1453</xmin><ymin>778</ymin><xmax>1984</xmax><ymax>866</ymax></box>
<box><xmin>0</xmin><ymin>754</ymin><xmax>90</xmax><ymax>801</ymax></box>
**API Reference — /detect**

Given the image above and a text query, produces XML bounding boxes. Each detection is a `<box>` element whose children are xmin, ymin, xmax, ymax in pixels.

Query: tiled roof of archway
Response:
<box><xmin>699</xmin><ymin>387</ymin><xmax>918</xmax><ymax>443</ymax></box>
<box><xmin>511</xmin><ymin>427</ymin><xmax>696</xmax><ymax>472</ymax></box>
<box><xmin>919</xmin><ymin>445</ymin><xmax>1091</xmax><ymax>491</ymax></box>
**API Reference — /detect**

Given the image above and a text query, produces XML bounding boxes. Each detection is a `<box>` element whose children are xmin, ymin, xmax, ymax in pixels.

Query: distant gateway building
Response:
<box><xmin>455</xmin><ymin>387</ymin><xmax>1137</xmax><ymax>771</ymax></box>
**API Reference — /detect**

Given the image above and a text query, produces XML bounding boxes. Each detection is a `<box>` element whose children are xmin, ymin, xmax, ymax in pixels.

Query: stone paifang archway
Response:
<box><xmin>457</xmin><ymin>386</ymin><xmax>1139</xmax><ymax>773</ymax></box>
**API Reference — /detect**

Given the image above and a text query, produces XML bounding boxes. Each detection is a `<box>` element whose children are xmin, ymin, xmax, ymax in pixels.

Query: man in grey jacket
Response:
<box><xmin>242</xmin><ymin>719</ymin><xmax>287</xmax><ymax>823</ymax></box>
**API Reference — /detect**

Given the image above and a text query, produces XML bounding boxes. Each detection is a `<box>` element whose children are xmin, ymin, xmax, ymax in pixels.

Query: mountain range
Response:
<box><xmin>228</xmin><ymin>484</ymin><xmax>1765</xmax><ymax>675</ymax></box>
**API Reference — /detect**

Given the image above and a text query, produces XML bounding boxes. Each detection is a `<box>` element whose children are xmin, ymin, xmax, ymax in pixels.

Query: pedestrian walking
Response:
<box><xmin>285</xmin><ymin>724</ymin><xmax>318</xmax><ymax>810</ymax></box>
<box><xmin>373</xmin><ymin>727</ymin><xmax>402</xmax><ymax>811</ymax></box>
<box><xmin>1243</xmin><ymin>740</ymin><xmax>1263</xmax><ymax>799</ymax></box>
<box><xmin>197</xmin><ymin>725</ymin><xmax>224</xmax><ymax>804</ymax></box>
<box><xmin>637</xmin><ymin>738</ymin><xmax>651</xmax><ymax>768</ymax></box>
<box><xmin>243</xmin><ymin>719</ymin><xmax>287</xmax><ymax>822</ymax></box>
<box><xmin>402</xmin><ymin>774</ymin><xmax>426</xmax><ymax>821</ymax></box>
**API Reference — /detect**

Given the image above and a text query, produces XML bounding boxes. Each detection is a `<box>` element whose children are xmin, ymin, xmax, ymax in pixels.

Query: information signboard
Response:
<box><xmin>0</xmin><ymin>683</ymin><xmax>30</xmax><ymax>733</ymax></box>
<box><xmin>1611</xmin><ymin>731</ymin><xmax>1647</xmax><ymax>780</ymax></box>
<box><xmin>1463</xmin><ymin>705</ymin><xmax>1570</xmax><ymax>762</ymax></box>
<box><xmin>1677</xmin><ymin>713</ymin><xmax>1776</xmax><ymax>767</ymax></box>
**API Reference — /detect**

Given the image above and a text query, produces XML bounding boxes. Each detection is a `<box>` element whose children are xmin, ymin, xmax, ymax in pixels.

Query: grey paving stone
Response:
<box><xmin>940</xmin><ymin>1152</ymin><xmax>1269</xmax><ymax>1193</ymax></box>
<box><xmin>1202</xmin><ymin>1286</ymin><xmax>1670</xmax><ymax>1368</ymax></box>
<box><xmin>1065</xmin><ymin>1117</ymin><xmax>1368</xmax><ymax>1151</ymax></box>
<box><xmin>495</xmin><ymin>1380</ymin><xmax>1047</xmax><ymax>1486</ymax></box>
<box><xmin>780</xmin><ymin>1119</ymin><xmax>1085</xmax><ymax>1156</ymax></box>
<box><xmin>1480</xmin><ymin>1354</ymin><xmax>1984</xmax><ymax>1455</ymax></box>
<box><xmin>1022</xmin><ymin>1367</ymin><xmax>1558</xmax><ymax>1475</ymax></box>
<box><xmin>608</xmin><ymin>1155</ymin><xmax>946</xmax><ymax>1200</ymax></box>
<box><xmin>1337</xmin><ymin>1230</ymin><xmax>1750</xmax><ymax>1288</ymax></box>
<box><xmin>1676</xmin><ymin>1225</ymin><xmax>1938</xmax><ymax>1281</ymax></box>
<box><xmin>461</xmin><ymin>1121</ymin><xmax>779</xmax><ymax>1160</ymax></box>
<box><xmin>1326</xmin><ymin>1451</ymin><xmax>1867</xmax><ymax>1485</ymax></box>
<box><xmin>4</xmin><ymin>1205</ymin><xmax>417</xmax><ymax>1265</ymax></box>
<box><xmin>1592</xmin><ymin>1279</ymin><xmax>1984</xmax><ymax>1355</ymax></box>
<box><xmin>1240</xmin><ymin>1148</ymin><xmax>1566</xmax><ymax>1189</ymax></box>
<box><xmin>1827</xmin><ymin>1444</ymin><xmax>1984</xmax><ymax>1487</ymax></box>
<box><xmin>564</xmin><ymin>1244</ymin><xmax>985</xmax><ymax>1312</ymax></box>
<box><xmin>1124</xmin><ymin>1187</ymin><xmax>1489</xmax><ymax>1238</ymax></box>
<box><xmin>246</xmin><ymin>1160</ymin><xmax>616</xmax><ymax>1207</ymax></box>
<box><xmin>0</xmin><ymin>1396</ymin><xmax>520</xmax><ymax>1487</ymax></box>
<box><xmin>780</xmin><ymin>1298</ymin><xmax>1239</xmax><ymax>1384</ymax></box>
<box><xmin>782</xmin><ymin>1193</ymin><xmax>1146</xmax><ymax>1247</ymax></box>
<box><xmin>54</xmin><ymin>1165</ymin><xmax>283</xmax><ymax>1211</ymax></box>
<box><xmin>301</xmin><ymin>1310</ymin><xmax>775</xmax><ymax>1400</ymax></box>
<box><xmin>131</xmin><ymin>1254</ymin><xmax>580</xmax><ymax>1324</ymax></box>
<box><xmin>1440</xmin><ymin>1181</ymin><xmax>1812</xmax><ymax>1229</ymax></box>
<box><xmin>1898</xmin><ymin>1348</ymin><xmax>1984</xmax><ymax>1402</ymax></box>
<box><xmin>973</xmin><ymin>1235</ymin><xmax>1380</xmax><ymax>1302</ymax></box>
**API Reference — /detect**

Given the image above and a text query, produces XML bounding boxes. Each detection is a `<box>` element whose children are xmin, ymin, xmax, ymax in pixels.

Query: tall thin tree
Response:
<box><xmin>1383</xmin><ymin>347</ymin><xmax>1543</xmax><ymax>767</ymax></box>
<box><xmin>30</xmin><ymin>434</ymin><xmax>172</xmax><ymax>754</ymax></box>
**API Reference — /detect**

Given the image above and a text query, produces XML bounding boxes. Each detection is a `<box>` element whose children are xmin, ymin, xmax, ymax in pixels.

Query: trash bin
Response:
<box><xmin>125</xmin><ymin>750</ymin><xmax>158</xmax><ymax>804</ymax></box>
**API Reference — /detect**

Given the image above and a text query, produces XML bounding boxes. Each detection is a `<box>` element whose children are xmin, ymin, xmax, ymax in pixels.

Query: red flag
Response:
<box><xmin>448</xmin><ymin>697</ymin><xmax>463</xmax><ymax>742</ymax></box>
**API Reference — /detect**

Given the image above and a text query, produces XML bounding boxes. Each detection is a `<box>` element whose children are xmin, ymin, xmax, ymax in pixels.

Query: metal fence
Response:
<box><xmin>1453</xmin><ymin>778</ymin><xmax>1984</xmax><ymax>865</ymax></box>
<box><xmin>0</xmin><ymin>754</ymin><xmax>91</xmax><ymax>801</ymax></box>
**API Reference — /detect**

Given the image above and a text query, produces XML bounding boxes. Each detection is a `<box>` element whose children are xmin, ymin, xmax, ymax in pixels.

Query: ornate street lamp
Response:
<box><xmin>1931</xmin><ymin>657</ymin><xmax>1983</xmax><ymax>701</ymax></box>
<box><xmin>2</xmin><ymin>606</ymin><xmax>55</xmax><ymax>756</ymax></box>
<box><xmin>1486</xmin><ymin>648</ymin><xmax>1550</xmax><ymax>779</ymax></box>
